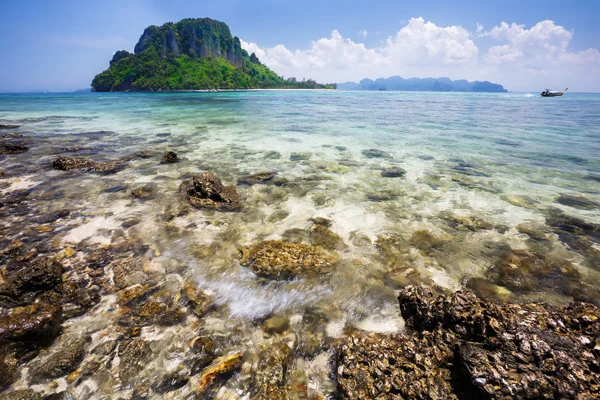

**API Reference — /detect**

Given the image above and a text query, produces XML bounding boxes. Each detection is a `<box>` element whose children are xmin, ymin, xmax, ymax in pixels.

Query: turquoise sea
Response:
<box><xmin>1</xmin><ymin>90</ymin><xmax>599</xmax><ymax>397</ymax></box>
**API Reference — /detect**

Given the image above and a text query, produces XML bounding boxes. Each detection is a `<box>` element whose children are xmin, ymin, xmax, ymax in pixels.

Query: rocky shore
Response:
<box><xmin>1</xmin><ymin>116</ymin><xmax>600</xmax><ymax>399</ymax></box>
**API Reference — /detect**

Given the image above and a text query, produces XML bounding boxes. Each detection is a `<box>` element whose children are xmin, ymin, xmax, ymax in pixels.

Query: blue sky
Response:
<box><xmin>0</xmin><ymin>0</ymin><xmax>598</xmax><ymax>92</ymax></box>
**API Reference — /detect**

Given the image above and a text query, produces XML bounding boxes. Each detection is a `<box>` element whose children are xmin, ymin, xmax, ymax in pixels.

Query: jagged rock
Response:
<box><xmin>0</xmin><ymin>144</ymin><xmax>29</xmax><ymax>154</ymax></box>
<box><xmin>338</xmin><ymin>329</ymin><xmax>458</xmax><ymax>399</ymax></box>
<box><xmin>52</xmin><ymin>157</ymin><xmax>120</xmax><ymax>173</ymax></box>
<box><xmin>237</xmin><ymin>171</ymin><xmax>278</xmax><ymax>185</ymax></box>
<box><xmin>556</xmin><ymin>194</ymin><xmax>600</xmax><ymax>210</ymax></box>
<box><xmin>180</xmin><ymin>172</ymin><xmax>240</xmax><ymax>211</ymax></box>
<box><xmin>381</xmin><ymin>167</ymin><xmax>406</xmax><ymax>178</ymax></box>
<box><xmin>117</xmin><ymin>338</ymin><xmax>151</xmax><ymax>384</ymax></box>
<box><xmin>161</xmin><ymin>151</ymin><xmax>178</xmax><ymax>164</ymax></box>
<box><xmin>240</xmin><ymin>241</ymin><xmax>340</xmax><ymax>279</ymax></box>
<box><xmin>182</xmin><ymin>282</ymin><xmax>213</xmax><ymax>318</ymax></box>
<box><xmin>0</xmin><ymin>303</ymin><xmax>62</xmax><ymax>342</ymax></box>
<box><xmin>251</xmin><ymin>342</ymin><xmax>292</xmax><ymax>400</ymax></box>
<box><xmin>338</xmin><ymin>286</ymin><xmax>600</xmax><ymax>400</ymax></box>
<box><xmin>361</xmin><ymin>149</ymin><xmax>391</xmax><ymax>158</ymax></box>
<box><xmin>31</xmin><ymin>337</ymin><xmax>88</xmax><ymax>381</ymax></box>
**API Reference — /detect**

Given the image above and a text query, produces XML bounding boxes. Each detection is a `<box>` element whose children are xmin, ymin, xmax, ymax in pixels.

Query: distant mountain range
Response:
<box><xmin>337</xmin><ymin>76</ymin><xmax>507</xmax><ymax>92</ymax></box>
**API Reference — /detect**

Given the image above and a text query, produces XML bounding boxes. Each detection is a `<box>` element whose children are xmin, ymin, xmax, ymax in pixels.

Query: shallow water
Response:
<box><xmin>1</xmin><ymin>90</ymin><xmax>599</xmax><ymax>398</ymax></box>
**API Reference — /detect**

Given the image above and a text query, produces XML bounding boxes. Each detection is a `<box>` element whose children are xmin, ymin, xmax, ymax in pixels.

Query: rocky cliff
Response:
<box><xmin>132</xmin><ymin>18</ymin><xmax>243</xmax><ymax>67</ymax></box>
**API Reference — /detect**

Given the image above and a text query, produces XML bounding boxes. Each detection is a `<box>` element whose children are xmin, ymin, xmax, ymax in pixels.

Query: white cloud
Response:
<box><xmin>241</xmin><ymin>18</ymin><xmax>600</xmax><ymax>91</ymax></box>
<box><xmin>358</xmin><ymin>29</ymin><xmax>368</xmax><ymax>37</ymax></box>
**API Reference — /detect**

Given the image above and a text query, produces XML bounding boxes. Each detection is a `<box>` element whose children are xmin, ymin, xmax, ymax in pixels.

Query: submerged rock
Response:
<box><xmin>556</xmin><ymin>194</ymin><xmax>600</xmax><ymax>210</ymax></box>
<box><xmin>52</xmin><ymin>157</ymin><xmax>120</xmax><ymax>173</ymax></box>
<box><xmin>409</xmin><ymin>230</ymin><xmax>444</xmax><ymax>253</ymax></box>
<box><xmin>0</xmin><ymin>390</ymin><xmax>43</xmax><ymax>400</ymax></box>
<box><xmin>0</xmin><ymin>144</ymin><xmax>29</xmax><ymax>154</ymax></box>
<box><xmin>182</xmin><ymin>282</ymin><xmax>213</xmax><ymax>318</ymax></box>
<box><xmin>361</xmin><ymin>148</ymin><xmax>391</xmax><ymax>158</ymax></box>
<box><xmin>338</xmin><ymin>286</ymin><xmax>600</xmax><ymax>400</ymax></box>
<box><xmin>180</xmin><ymin>172</ymin><xmax>240</xmax><ymax>211</ymax></box>
<box><xmin>0</xmin><ymin>303</ymin><xmax>62</xmax><ymax>342</ymax></box>
<box><xmin>119</xmin><ymin>301</ymin><xmax>185</xmax><ymax>327</ymax></box>
<box><xmin>240</xmin><ymin>241</ymin><xmax>340</xmax><ymax>279</ymax></box>
<box><xmin>251</xmin><ymin>342</ymin><xmax>292</xmax><ymax>400</ymax></box>
<box><xmin>309</xmin><ymin>225</ymin><xmax>346</xmax><ymax>250</ymax></box>
<box><xmin>161</xmin><ymin>151</ymin><xmax>178</xmax><ymax>164</ymax></box>
<box><xmin>0</xmin><ymin>124</ymin><xmax>21</xmax><ymax>130</ymax></box>
<box><xmin>0</xmin><ymin>257</ymin><xmax>63</xmax><ymax>304</ymax></box>
<box><xmin>237</xmin><ymin>171</ymin><xmax>278</xmax><ymax>185</ymax></box>
<box><xmin>196</xmin><ymin>352</ymin><xmax>243</xmax><ymax>394</ymax></box>
<box><xmin>440</xmin><ymin>212</ymin><xmax>493</xmax><ymax>231</ymax></box>
<box><xmin>117</xmin><ymin>338</ymin><xmax>151</xmax><ymax>385</ymax></box>
<box><xmin>289</xmin><ymin>152</ymin><xmax>311</xmax><ymax>161</ymax></box>
<box><xmin>489</xmin><ymin>249</ymin><xmax>580</xmax><ymax>294</ymax></box>
<box><xmin>263</xmin><ymin>315</ymin><xmax>289</xmax><ymax>335</ymax></box>
<box><xmin>31</xmin><ymin>337</ymin><xmax>88</xmax><ymax>381</ymax></box>
<box><xmin>381</xmin><ymin>167</ymin><xmax>406</xmax><ymax>178</ymax></box>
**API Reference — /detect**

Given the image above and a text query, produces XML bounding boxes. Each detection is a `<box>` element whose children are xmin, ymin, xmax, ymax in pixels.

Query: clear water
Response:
<box><xmin>1</xmin><ymin>90</ymin><xmax>599</xmax><ymax>398</ymax></box>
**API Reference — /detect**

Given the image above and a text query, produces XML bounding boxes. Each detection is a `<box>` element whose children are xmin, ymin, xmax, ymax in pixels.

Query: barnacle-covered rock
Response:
<box><xmin>338</xmin><ymin>286</ymin><xmax>600</xmax><ymax>400</ymax></box>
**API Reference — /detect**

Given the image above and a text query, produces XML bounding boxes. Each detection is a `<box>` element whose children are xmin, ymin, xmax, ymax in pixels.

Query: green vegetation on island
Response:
<box><xmin>91</xmin><ymin>18</ymin><xmax>335</xmax><ymax>91</ymax></box>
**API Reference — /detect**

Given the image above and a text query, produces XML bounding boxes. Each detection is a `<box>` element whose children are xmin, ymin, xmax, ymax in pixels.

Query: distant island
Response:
<box><xmin>337</xmin><ymin>76</ymin><xmax>507</xmax><ymax>92</ymax></box>
<box><xmin>92</xmin><ymin>18</ymin><xmax>335</xmax><ymax>92</ymax></box>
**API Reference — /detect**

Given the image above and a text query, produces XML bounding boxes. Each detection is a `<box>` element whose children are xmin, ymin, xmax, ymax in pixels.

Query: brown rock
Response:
<box><xmin>181</xmin><ymin>172</ymin><xmax>241</xmax><ymax>211</ymax></box>
<box><xmin>0</xmin><ymin>303</ymin><xmax>62</xmax><ymax>342</ymax></box>
<box><xmin>161</xmin><ymin>151</ymin><xmax>178</xmax><ymax>164</ymax></box>
<box><xmin>240</xmin><ymin>241</ymin><xmax>340</xmax><ymax>280</ymax></box>
<box><xmin>183</xmin><ymin>282</ymin><xmax>213</xmax><ymax>318</ymax></box>
<box><xmin>52</xmin><ymin>157</ymin><xmax>120</xmax><ymax>173</ymax></box>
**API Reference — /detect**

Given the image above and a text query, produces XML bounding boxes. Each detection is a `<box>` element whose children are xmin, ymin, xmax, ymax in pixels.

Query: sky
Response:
<box><xmin>0</xmin><ymin>0</ymin><xmax>598</xmax><ymax>92</ymax></box>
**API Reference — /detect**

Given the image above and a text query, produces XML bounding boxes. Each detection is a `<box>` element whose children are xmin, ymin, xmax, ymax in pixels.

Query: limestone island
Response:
<box><xmin>91</xmin><ymin>18</ymin><xmax>336</xmax><ymax>92</ymax></box>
